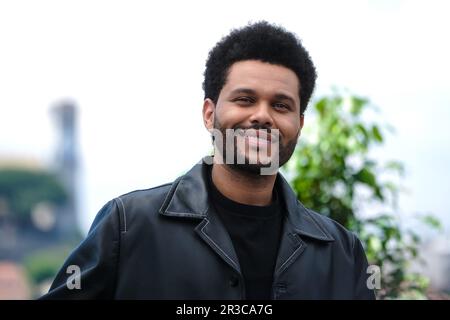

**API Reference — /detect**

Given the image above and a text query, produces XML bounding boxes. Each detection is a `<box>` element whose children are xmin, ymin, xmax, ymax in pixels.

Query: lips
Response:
<box><xmin>240</xmin><ymin>129</ymin><xmax>279</xmax><ymax>143</ymax></box>
<box><xmin>237</xmin><ymin>130</ymin><xmax>275</xmax><ymax>150</ymax></box>
<box><xmin>245</xmin><ymin>135</ymin><xmax>269</xmax><ymax>147</ymax></box>
<box><xmin>246</xmin><ymin>130</ymin><xmax>270</xmax><ymax>141</ymax></box>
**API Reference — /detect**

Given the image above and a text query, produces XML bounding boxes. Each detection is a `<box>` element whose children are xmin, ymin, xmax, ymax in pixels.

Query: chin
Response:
<box><xmin>229</xmin><ymin>163</ymin><xmax>267</xmax><ymax>175</ymax></box>
<box><xmin>230</xmin><ymin>154</ymin><xmax>277</xmax><ymax>175</ymax></box>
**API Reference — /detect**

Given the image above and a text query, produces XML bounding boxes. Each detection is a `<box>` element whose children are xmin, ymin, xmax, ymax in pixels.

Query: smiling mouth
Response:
<box><xmin>245</xmin><ymin>135</ymin><xmax>270</xmax><ymax>147</ymax></box>
<box><xmin>239</xmin><ymin>129</ymin><xmax>278</xmax><ymax>144</ymax></box>
<box><xmin>235</xmin><ymin>130</ymin><xmax>277</xmax><ymax>150</ymax></box>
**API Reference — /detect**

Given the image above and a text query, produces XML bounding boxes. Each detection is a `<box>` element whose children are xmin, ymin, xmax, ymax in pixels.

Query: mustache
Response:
<box><xmin>213</xmin><ymin>118</ymin><xmax>281</xmax><ymax>142</ymax></box>
<box><xmin>233</xmin><ymin>124</ymin><xmax>272</xmax><ymax>133</ymax></box>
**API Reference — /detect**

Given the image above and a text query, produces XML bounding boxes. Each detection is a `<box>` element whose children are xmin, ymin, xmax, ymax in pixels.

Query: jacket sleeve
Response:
<box><xmin>40</xmin><ymin>200</ymin><xmax>121</xmax><ymax>299</ymax></box>
<box><xmin>353</xmin><ymin>234</ymin><xmax>377</xmax><ymax>300</ymax></box>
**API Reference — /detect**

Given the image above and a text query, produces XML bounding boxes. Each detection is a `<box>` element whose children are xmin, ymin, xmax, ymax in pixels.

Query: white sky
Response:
<box><xmin>0</xmin><ymin>0</ymin><xmax>449</xmax><ymax>233</ymax></box>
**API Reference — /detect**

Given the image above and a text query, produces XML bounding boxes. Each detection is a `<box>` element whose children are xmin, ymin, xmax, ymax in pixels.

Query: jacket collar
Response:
<box><xmin>159</xmin><ymin>157</ymin><xmax>334</xmax><ymax>242</ymax></box>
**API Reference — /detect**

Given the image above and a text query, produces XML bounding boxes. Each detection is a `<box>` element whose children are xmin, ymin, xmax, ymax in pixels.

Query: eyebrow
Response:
<box><xmin>229</xmin><ymin>88</ymin><xmax>257</xmax><ymax>96</ymax></box>
<box><xmin>274</xmin><ymin>93</ymin><xmax>296</xmax><ymax>105</ymax></box>
<box><xmin>229</xmin><ymin>88</ymin><xmax>296</xmax><ymax>105</ymax></box>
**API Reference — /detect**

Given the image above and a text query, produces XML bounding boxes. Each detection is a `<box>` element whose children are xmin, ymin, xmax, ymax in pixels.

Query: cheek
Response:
<box><xmin>216</xmin><ymin>103</ymin><xmax>248</xmax><ymax>127</ymax></box>
<box><xmin>278</xmin><ymin>117</ymin><xmax>301</xmax><ymax>140</ymax></box>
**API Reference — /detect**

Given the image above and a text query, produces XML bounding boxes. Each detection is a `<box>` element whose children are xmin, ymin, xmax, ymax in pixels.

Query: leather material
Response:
<box><xmin>42</xmin><ymin>157</ymin><xmax>375</xmax><ymax>300</ymax></box>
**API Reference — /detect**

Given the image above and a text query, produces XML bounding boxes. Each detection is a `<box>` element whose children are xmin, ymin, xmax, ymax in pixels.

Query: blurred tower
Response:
<box><xmin>51</xmin><ymin>100</ymin><xmax>79</xmax><ymax>236</ymax></box>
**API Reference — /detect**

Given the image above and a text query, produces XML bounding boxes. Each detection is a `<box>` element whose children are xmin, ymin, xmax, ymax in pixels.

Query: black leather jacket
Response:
<box><xmin>42</xmin><ymin>158</ymin><xmax>375</xmax><ymax>299</ymax></box>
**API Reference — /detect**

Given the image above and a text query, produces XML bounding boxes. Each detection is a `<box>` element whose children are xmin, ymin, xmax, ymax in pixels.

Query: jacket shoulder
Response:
<box><xmin>109</xmin><ymin>182</ymin><xmax>174</xmax><ymax>231</ymax></box>
<box><xmin>113</xmin><ymin>182</ymin><xmax>173</xmax><ymax>210</ymax></box>
<box><xmin>116</xmin><ymin>182</ymin><xmax>173</xmax><ymax>205</ymax></box>
<box><xmin>301</xmin><ymin>205</ymin><xmax>359</xmax><ymax>251</ymax></box>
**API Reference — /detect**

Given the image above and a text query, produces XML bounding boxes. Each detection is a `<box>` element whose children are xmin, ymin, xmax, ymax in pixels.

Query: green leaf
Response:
<box><xmin>420</xmin><ymin>215</ymin><xmax>443</xmax><ymax>231</ymax></box>
<box><xmin>350</xmin><ymin>96</ymin><xmax>368</xmax><ymax>115</ymax></box>
<box><xmin>315</xmin><ymin>98</ymin><xmax>327</xmax><ymax>117</ymax></box>
<box><xmin>372</xmin><ymin>125</ymin><xmax>383</xmax><ymax>143</ymax></box>
<box><xmin>355</xmin><ymin>168</ymin><xmax>377</xmax><ymax>187</ymax></box>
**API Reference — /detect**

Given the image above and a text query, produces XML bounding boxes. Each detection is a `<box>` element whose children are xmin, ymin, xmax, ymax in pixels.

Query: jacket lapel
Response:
<box><xmin>273</xmin><ymin>174</ymin><xmax>335</xmax><ymax>277</ymax></box>
<box><xmin>159</xmin><ymin>158</ymin><xmax>241</xmax><ymax>275</ymax></box>
<box><xmin>273</xmin><ymin>218</ymin><xmax>306</xmax><ymax>277</ymax></box>
<box><xmin>194</xmin><ymin>210</ymin><xmax>242</xmax><ymax>275</ymax></box>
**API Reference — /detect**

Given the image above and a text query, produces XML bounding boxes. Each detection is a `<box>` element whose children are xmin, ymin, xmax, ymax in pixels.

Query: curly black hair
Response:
<box><xmin>203</xmin><ymin>21</ymin><xmax>317</xmax><ymax>115</ymax></box>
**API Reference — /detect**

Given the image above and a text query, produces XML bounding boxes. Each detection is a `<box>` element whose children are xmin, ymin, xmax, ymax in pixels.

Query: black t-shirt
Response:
<box><xmin>207</xmin><ymin>168</ymin><xmax>284</xmax><ymax>300</ymax></box>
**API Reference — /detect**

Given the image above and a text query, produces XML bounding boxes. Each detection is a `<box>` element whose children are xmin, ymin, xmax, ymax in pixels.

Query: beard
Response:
<box><xmin>212</xmin><ymin>117</ymin><xmax>299</xmax><ymax>175</ymax></box>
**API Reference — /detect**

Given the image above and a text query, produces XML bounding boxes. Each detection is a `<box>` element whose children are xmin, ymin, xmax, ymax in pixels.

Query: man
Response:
<box><xmin>42</xmin><ymin>22</ymin><xmax>375</xmax><ymax>299</ymax></box>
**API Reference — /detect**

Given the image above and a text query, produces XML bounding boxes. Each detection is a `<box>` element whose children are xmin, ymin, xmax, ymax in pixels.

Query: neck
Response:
<box><xmin>211</xmin><ymin>160</ymin><xmax>277</xmax><ymax>206</ymax></box>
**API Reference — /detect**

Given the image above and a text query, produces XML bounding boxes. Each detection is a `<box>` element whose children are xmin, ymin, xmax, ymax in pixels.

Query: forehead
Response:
<box><xmin>224</xmin><ymin>60</ymin><xmax>300</xmax><ymax>98</ymax></box>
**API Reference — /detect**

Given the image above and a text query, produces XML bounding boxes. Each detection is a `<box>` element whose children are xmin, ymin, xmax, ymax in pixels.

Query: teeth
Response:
<box><xmin>246</xmin><ymin>136</ymin><xmax>270</xmax><ymax>144</ymax></box>
<box><xmin>244</xmin><ymin>131</ymin><xmax>270</xmax><ymax>140</ymax></box>
<box><xmin>234</xmin><ymin>129</ymin><xmax>278</xmax><ymax>143</ymax></box>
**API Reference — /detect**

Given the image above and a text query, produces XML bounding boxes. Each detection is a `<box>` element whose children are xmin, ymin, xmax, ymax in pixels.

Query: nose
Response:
<box><xmin>248</xmin><ymin>101</ymin><xmax>274</xmax><ymax>128</ymax></box>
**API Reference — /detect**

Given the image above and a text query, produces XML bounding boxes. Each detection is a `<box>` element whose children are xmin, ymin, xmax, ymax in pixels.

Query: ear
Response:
<box><xmin>298</xmin><ymin>114</ymin><xmax>305</xmax><ymax>138</ymax></box>
<box><xmin>202</xmin><ymin>98</ymin><xmax>215</xmax><ymax>131</ymax></box>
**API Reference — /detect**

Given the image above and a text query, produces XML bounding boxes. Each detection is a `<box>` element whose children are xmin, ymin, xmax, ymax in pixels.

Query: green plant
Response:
<box><xmin>286</xmin><ymin>91</ymin><xmax>441</xmax><ymax>299</ymax></box>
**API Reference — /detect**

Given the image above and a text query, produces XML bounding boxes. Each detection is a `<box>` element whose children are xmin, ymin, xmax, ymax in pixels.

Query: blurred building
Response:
<box><xmin>0</xmin><ymin>262</ymin><xmax>31</xmax><ymax>299</ymax></box>
<box><xmin>0</xmin><ymin>100</ymin><xmax>82</xmax><ymax>298</ymax></box>
<box><xmin>51</xmin><ymin>101</ymin><xmax>79</xmax><ymax>236</ymax></box>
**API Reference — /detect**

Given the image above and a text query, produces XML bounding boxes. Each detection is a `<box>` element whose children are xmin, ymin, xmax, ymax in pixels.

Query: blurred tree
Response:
<box><xmin>286</xmin><ymin>91</ymin><xmax>442</xmax><ymax>299</ymax></box>
<box><xmin>0</xmin><ymin>168</ymin><xmax>67</xmax><ymax>221</ymax></box>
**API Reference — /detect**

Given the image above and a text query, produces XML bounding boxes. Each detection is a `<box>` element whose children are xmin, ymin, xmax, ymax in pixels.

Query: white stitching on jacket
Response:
<box><xmin>116</xmin><ymin>197</ymin><xmax>127</xmax><ymax>233</ymax></box>
<box><xmin>201</xmin><ymin>219</ymin><xmax>239</xmax><ymax>270</ymax></box>
<box><xmin>277</xmin><ymin>241</ymin><xmax>304</xmax><ymax>274</ymax></box>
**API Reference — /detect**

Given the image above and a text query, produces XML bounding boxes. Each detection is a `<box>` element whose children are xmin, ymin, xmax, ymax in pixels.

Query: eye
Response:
<box><xmin>233</xmin><ymin>96</ymin><xmax>255</xmax><ymax>105</ymax></box>
<box><xmin>273</xmin><ymin>102</ymin><xmax>290</xmax><ymax>110</ymax></box>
